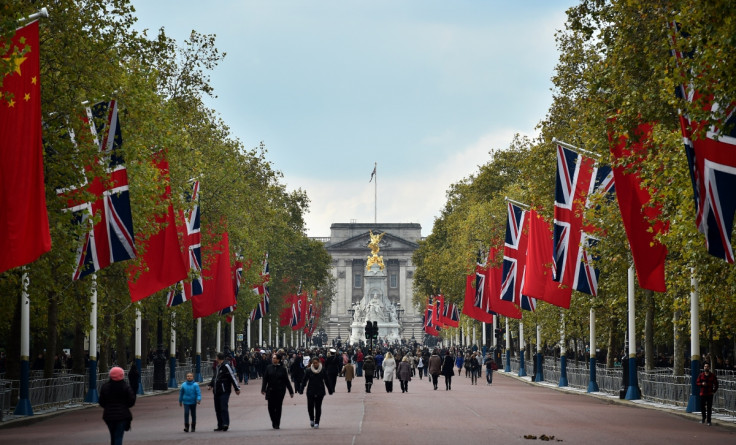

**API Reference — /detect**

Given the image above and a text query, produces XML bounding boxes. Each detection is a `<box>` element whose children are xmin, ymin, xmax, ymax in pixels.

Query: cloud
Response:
<box><xmin>291</xmin><ymin>127</ymin><xmax>522</xmax><ymax>237</ymax></box>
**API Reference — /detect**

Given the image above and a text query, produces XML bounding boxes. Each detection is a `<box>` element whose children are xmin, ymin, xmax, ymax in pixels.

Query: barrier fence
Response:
<box><xmin>0</xmin><ymin>362</ymin><xmax>214</xmax><ymax>421</ymax></box>
<box><xmin>2</xmin><ymin>356</ymin><xmax>733</xmax><ymax>421</ymax></box>
<box><xmin>506</xmin><ymin>356</ymin><xmax>735</xmax><ymax>419</ymax></box>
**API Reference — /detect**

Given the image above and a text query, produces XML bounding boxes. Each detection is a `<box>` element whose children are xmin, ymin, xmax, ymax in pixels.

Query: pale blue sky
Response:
<box><xmin>130</xmin><ymin>0</ymin><xmax>577</xmax><ymax>237</ymax></box>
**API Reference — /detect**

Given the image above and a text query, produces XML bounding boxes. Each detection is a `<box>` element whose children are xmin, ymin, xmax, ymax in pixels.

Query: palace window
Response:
<box><xmin>390</xmin><ymin>272</ymin><xmax>398</xmax><ymax>288</ymax></box>
<box><xmin>354</xmin><ymin>273</ymin><xmax>362</xmax><ymax>288</ymax></box>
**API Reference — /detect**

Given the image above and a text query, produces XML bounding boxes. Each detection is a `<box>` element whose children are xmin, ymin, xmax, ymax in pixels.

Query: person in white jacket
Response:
<box><xmin>382</xmin><ymin>352</ymin><xmax>397</xmax><ymax>393</ymax></box>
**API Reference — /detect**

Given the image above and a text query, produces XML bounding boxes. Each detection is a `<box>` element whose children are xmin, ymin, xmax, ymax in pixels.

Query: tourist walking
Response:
<box><xmin>469</xmin><ymin>352</ymin><xmax>481</xmax><ymax>385</ymax></box>
<box><xmin>179</xmin><ymin>372</ymin><xmax>201</xmax><ymax>432</ymax></box>
<box><xmin>382</xmin><ymin>352</ymin><xmax>397</xmax><ymax>393</ymax></box>
<box><xmin>301</xmin><ymin>357</ymin><xmax>332</xmax><ymax>428</ymax></box>
<box><xmin>208</xmin><ymin>352</ymin><xmax>241</xmax><ymax>432</ymax></box>
<box><xmin>416</xmin><ymin>355</ymin><xmax>425</xmax><ymax>380</ymax></box>
<box><xmin>455</xmin><ymin>353</ymin><xmax>464</xmax><ymax>377</ymax></box>
<box><xmin>363</xmin><ymin>354</ymin><xmax>376</xmax><ymax>393</ymax></box>
<box><xmin>341</xmin><ymin>359</ymin><xmax>355</xmax><ymax>393</ymax></box>
<box><xmin>325</xmin><ymin>348</ymin><xmax>341</xmax><ymax>393</ymax></box>
<box><xmin>696</xmin><ymin>362</ymin><xmax>719</xmax><ymax>425</ymax></box>
<box><xmin>261</xmin><ymin>352</ymin><xmax>294</xmax><ymax>429</ymax></box>
<box><xmin>289</xmin><ymin>351</ymin><xmax>306</xmax><ymax>394</ymax></box>
<box><xmin>428</xmin><ymin>349</ymin><xmax>442</xmax><ymax>390</ymax></box>
<box><xmin>99</xmin><ymin>366</ymin><xmax>136</xmax><ymax>445</ymax></box>
<box><xmin>484</xmin><ymin>353</ymin><xmax>497</xmax><ymax>385</ymax></box>
<box><xmin>397</xmin><ymin>356</ymin><xmax>412</xmax><ymax>393</ymax></box>
<box><xmin>441</xmin><ymin>351</ymin><xmax>455</xmax><ymax>390</ymax></box>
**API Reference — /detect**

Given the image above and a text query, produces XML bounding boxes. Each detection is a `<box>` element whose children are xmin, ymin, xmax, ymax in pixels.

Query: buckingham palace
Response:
<box><xmin>314</xmin><ymin>222</ymin><xmax>425</xmax><ymax>345</ymax></box>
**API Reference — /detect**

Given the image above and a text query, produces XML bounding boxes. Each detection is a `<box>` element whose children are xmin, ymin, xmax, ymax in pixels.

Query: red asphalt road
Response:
<box><xmin>1</xmin><ymin>371</ymin><xmax>733</xmax><ymax>444</ymax></box>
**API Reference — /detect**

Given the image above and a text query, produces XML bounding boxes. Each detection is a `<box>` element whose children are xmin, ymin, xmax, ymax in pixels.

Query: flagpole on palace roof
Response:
<box><xmin>369</xmin><ymin>162</ymin><xmax>377</xmax><ymax>224</ymax></box>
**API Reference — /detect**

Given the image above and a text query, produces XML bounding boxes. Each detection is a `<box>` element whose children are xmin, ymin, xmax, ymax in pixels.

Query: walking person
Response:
<box><xmin>356</xmin><ymin>348</ymin><xmax>364</xmax><ymax>377</ymax></box>
<box><xmin>261</xmin><ymin>352</ymin><xmax>294</xmax><ymax>429</ymax></box>
<box><xmin>455</xmin><ymin>353</ymin><xmax>464</xmax><ymax>378</ymax></box>
<box><xmin>397</xmin><ymin>356</ymin><xmax>412</xmax><ymax>393</ymax></box>
<box><xmin>127</xmin><ymin>362</ymin><xmax>140</xmax><ymax>397</ymax></box>
<box><xmin>374</xmin><ymin>350</ymin><xmax>384</xmax><ymax>379</ymax></box>
<box><xmin>428</xmin><ymin>349</ymin><xmax>442</xmax><ymax>390</ymax></box>
<box><xmin>301</xmin><ymin>357</ymin><xmax>332</xmax><ymax>428</ymax></box>
<box><xmin>382</xmin><ymin>352</ymin><xmax>397</xmax><ymax>393</ymax></box>
<box><xmin>416</xmin><ymin>355</ymin><xmax>425</xmax><ymax>380</ymax></box>
<box><xmin>696</xmin><ymin>362</ymin><xmax>719</xmax><ymax>425</ymax></box>
<box><xmin>179</xmin><ymin>372</ymin><xmax>201</xmax><ymax>432</ymax></box>
<box><xmin>441</xmin><ymin>351</ymin><xmax>455</xmax><ymax>390</ymax></box>
<box><xmin>363</xmin><ymin>353</ymin><xmax>376</xmax><ymax>393</ymax></box>
<box><xmin>99</xmin><ymin>366</ymin><xmax>136</xmax><ymax>445</ymax></box>
<box><xmin>207</xmin><ymin>352</ymin><xmax>240</xmax><ymax>432</ymax></box>
<box><xmin>469</xmin><ymin>352</ymin><xmax>481</xmax><ymax>385</ymax></box>
<box><xmin>484</xmin><ymin>353</ymin><xmax>497</xmax><ymax>385</ymax></box>
<box><xmin>325</xmin><ymin>348</ymin><xmax>341</xmax><ymax>393</ymax></box>
<box><xmin>340</xmin><ymin>359</ymin><xmax>355</xmax><ymax>393</ymax></box>
<box><xmin>290</xmin><ymin>351</ymin><xmax>306</xmax><ymax>394</ymax></box>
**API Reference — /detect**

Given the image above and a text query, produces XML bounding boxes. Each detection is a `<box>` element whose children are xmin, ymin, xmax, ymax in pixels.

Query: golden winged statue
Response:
<box><xmin>366</xmin><ymin>230</ymin><xmax>386</xmax><ymax>270</ymax></box>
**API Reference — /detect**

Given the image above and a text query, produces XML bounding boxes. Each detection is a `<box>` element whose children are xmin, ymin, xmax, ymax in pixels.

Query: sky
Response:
<box><xmin>130</xmin><ymin>0</ymin><xmax>578</xmax><ymax>237</ymax></box>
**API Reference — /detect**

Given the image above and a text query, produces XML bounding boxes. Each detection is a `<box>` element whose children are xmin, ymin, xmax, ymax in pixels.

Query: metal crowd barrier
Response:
<box><xmin>506</xmin><ymin>356</ymin><xmax>735</xmax><ymax>419</ymax></box>
<box><xmin>1</xmin><ymin>361</ymin><xmax>215</xmax><ymax>420</ymax></box>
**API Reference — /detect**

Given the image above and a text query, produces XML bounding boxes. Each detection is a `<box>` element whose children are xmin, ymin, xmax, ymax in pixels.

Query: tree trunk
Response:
<box><xmin>116</xmin><ymin>312</ymin><xmax>127</xmax><ymax>367</ymax></box>
<box><xmin>673</xmin><ymin>308</ymin><xmax>685</xmax><ymax>376</ymax></box>
<box><xmin>644</xmin><ymin>289</ymin><xmax>654</xmax><ymax>371</ymax></box>
<box><xmin>141</xmin><ymin>317</ymin><xmax>150</xmax><ymax>366</ymax></box>
<box><xmin>45</xmin><ymin>292</ymin><xmax>58</xmax><ymax>378</ymax></box>
<box><xmin>606</xmin><ymin>320</ymin><xmax>615</xmax><ymax>368</ymax></box>
<box><xmin>71</xmin><ymin>322</ymin><xmax>85</xmax><ymax>374</ymax></box>
<box><xmin>6</xmin><ymin>284</ymin><xmax>22</xmax><ymax>380</ymax></box>
<box><xmin>99</xmin><ymin>313</ymin><xmax>111</xmax><ymax>372</ymax></box>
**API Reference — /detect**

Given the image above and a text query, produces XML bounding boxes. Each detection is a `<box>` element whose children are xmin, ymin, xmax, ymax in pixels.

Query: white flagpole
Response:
<box><xmin>374</xmin><ymin>162</ymin><xmax>377</xmax><ymax>224</ymax></box>
<box><xmin>169</xmin><ymin>312</ymin><xmax>177</xmax><ymax>388</ymax></box>
<box><xmin>216</xmin><ymin>320</ymin><xmax>221</xmax><ymax>353</ymax></box>
<box><xmin>230</xmin><ymin>315</ymin><xmax>235</xmax><ymax>352</ymax></box>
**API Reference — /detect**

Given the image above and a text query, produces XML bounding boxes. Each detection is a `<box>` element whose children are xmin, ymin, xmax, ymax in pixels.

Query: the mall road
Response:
<box><xmin>1</xmin><ymin>370</ymin><xmax>734</xmax><ymax>444</ymax></box>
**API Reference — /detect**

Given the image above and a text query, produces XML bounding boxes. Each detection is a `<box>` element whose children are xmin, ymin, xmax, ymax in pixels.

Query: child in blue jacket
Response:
<box><xmin>179</xmin><ymin>372</ymin><xmax>202</xmax><ymax>432</ymax></box>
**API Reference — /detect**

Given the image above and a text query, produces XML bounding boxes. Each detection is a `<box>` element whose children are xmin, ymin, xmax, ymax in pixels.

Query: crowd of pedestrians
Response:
<box><xmin>92</xmin><ymin>342</ymin><xmax>727</xmax><ymax>441</ymax></box>
<box><xmin>94</xmin><ymin>343</ymin><xmax>511</xmax><ymax>441</ymax></box>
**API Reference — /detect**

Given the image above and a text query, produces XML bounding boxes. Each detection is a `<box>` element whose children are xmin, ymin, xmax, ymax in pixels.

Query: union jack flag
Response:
<box><xmin>250</xmin><ymin>253</ymin><xmax>270</xmax><ymax>320</ymax></box>
<box><xmin>671</xmin><ymin>22</ymin><xmax>736</xmax><ymax>263</ymax></box>
<box><xmin>553</xmin><ymin>143</ymin><xmax>614</xmax><ymax>296</ymax></box>
<box><xmin>572</xmin><ymin>166</ymin><xmax>615</xmax><ymax>296</ymax></box>
<box><xmin>58</xmin><ymin>100</ymin><xmax>135</xmax><ymax>280</ymax></box>
<box><xmin>501</xmin><ymin>202</ymin><xmax>535</xmax><ymax>311</ymax></box>
<box><xmin>166</xmin><ymin>181</ymin><xmax>202</xmax><ymax>307</ymax></box>
<box><xmin>473</xmin><ymin>251</ymin><xmax>486</xmax><ymax>310</ymax></box>
<box><xmin>441</xmin><ymin>298</ymin><xmax>460</xmax><ymax>328</ymax></box>
<box><xmin>424</xmin><ymin>297</ymin><xmax>440</xmax><ymax>336</ymax></box>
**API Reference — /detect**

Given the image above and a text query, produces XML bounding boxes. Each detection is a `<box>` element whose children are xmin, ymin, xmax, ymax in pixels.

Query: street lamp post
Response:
<box><xmin>396</xmin><ymin>302</ymin><xmax>405</xmax><ymax>341</ymax></box>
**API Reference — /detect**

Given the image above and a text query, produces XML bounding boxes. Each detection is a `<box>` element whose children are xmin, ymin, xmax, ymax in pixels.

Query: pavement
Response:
<box><xmin>1</xmin><ymin>370</ymin><xmax>734</xmax><ymax>444</ymax></box>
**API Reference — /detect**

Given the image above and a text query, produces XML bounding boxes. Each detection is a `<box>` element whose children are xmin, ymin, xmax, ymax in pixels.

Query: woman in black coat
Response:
<box><xmin>301</xmin><ymin>357</ymin><xmax>332</xmax><ymax>428</ymax></box>
<box><xmin>441</xmin><ymin>352</ymin><xmax>455</xmax><ymax>391</ymax></box>
<box><xmin>261</xmin><ymin>353</ymin><xmax>294</xmax><ymax>429</ymax></box>
<box><xmin>99</xmin><ymin>366</ymin><xmax>136</xmax><ymax>445</ymax></box>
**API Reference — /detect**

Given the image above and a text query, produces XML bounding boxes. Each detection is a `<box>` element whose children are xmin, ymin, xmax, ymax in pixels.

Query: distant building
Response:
<box><xmin>317</xmin><ymin>222</ymin><xmax>424</xmax><ymax>345</ymax></box>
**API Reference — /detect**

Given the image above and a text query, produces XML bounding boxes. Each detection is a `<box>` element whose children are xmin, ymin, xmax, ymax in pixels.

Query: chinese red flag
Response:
<box><xmin>0</xmin><ymin>21</ymin><xmax>51</xmax><ymax>273</ymax></box>
<box><xmin>610</xmin><ymin>123</ymin><xmax>667</xmax><ymax>292</ymax></box>
<box><xmin>192</xmin><ymin>232</ymin><xmax>236</xmax><ymax>318</ymax></box>
<box><xmin>127</xmin><ymin>153</ymin><xmax>188</xmax><ymax>301</ymax></box>
<box><xmin>523</xmin><ymin>209</ymin><xmax>572</xmax><ymax>308</ymax></box>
